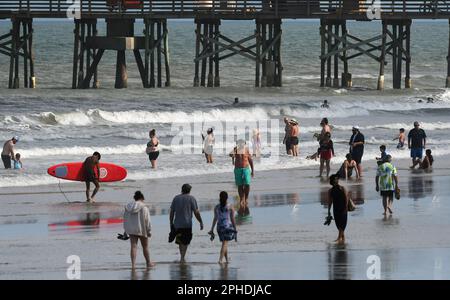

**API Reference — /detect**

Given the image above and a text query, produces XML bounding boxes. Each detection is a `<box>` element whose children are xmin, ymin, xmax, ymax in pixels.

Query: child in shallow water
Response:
<box><xmin>14</xmin><ymin>153</ymin><xmax>22</xmax><ymax>169</ymax></box>
<box><xmin>394</xmin><ymin>128</ymin><xmax>406</xmax><ymax>149</ymax></box>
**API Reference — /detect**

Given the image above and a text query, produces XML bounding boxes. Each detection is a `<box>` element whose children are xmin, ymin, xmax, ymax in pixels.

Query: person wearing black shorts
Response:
<box><xmin>146</xmin><ymin>129</ymin><xmax>160</xmax><ymax>169</ymax></box>
<box><xmin>83</xmin><ymin>152</ymin><xmax>101</xmax><ymax>203</ymax></box>
<box><xmin>169</xmin><ymin>184</ymin><xmax>204</xmax><ymax>263</ymax></box>
<box><xmin>349</xmin><ymin>126</ymin><xmax>365</xmax><ymax>177</ymax></box>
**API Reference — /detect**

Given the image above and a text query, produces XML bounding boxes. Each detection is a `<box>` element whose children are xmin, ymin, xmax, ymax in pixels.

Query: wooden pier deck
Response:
<box><xmin>1</xmin><ymin>1</ymin><xmax>450</xmax><ymax>20</ymax></box>
<box><xmin>1</xmin><ymin>1</ymin><xmax>450</xmax><ymax>89</ymax></box>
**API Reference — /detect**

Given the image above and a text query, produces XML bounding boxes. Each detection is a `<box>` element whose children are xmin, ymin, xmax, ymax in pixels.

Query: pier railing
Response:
<box><xmin>1</xmin><ymin>1</ymin><xmax>450</xmax><ymax>19</ymax></box>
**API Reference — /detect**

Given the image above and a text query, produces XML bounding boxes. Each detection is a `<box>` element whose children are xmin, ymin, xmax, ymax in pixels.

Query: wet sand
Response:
<box><xmin>1</xmin><ymin>156</ymin><xmax>450</xmax><ymax>279</ymax></box>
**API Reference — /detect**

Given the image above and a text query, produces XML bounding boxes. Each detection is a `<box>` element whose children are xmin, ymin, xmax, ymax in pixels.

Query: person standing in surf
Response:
<box><xmin>349</xmin><ymin>126</ymin><xmax>365</xmax><ymax>177</ymax></box>
<box><xmin>318</xmin><ymin>132</ymin><xmax>334</xmax><ymax>177</ymax></box>
<box><xmin>209</xmin><ymin>191</ymin><xmax>237</xmax><ymax>264</ymax></box>
<box><xmin>229</xmin><ymin>139</ymin><xmax>255</xmax><ymax>216</ymax></box>
<box><xmin>408</xmin><ymin>121</ymin><xmax>427</xmax><ymax>168</ymax></box>
<box><xmin>282</xmin><ymin>117</ymin><xmax>292</xmax><ymax>155</ymax></box>
<box><xmin>1</xmin><ymin>136</ymin><xmax>19</xmax><ymax>169</ymax></box>
<box><xmin>169</xmin><ymin>184</ymin><xmax>204</xmax><ymax>263</ymax></box>
<box><xmin>289</xmin><ymin>119</ymin><xmax>300</xmax><ymax>156</ymax></box>
<box><xmin>202</xmin><ymin>128</ymin><xmax>215</xmax><ymax>164</ymax></box>
<box><xmin>146</xmin><ymin>129</ymin><xmax>160</xmax><ymax>169</ymax></box>
<box><xmin>123</xmin><ymin>191</ymin><xmax>154</xmax><ymax>269</ymax></box>
<box><xmin>328</xmin><ymin>174</ymin><xmax>349</xmax><ymax>244</ymax></box>
<box><xmin>252</xmin><ymin>128</ymin><xmax>261</xmax><ymax>158</ymax></box>
<box><xmin>84</xmin><ymin>151</ymin><xmax>101</xmax><ymax>203</ymax></box>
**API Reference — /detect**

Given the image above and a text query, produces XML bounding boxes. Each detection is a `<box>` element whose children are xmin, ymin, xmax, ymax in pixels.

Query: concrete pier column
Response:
<box><xmin>115</xmin><ymin>50</ymin><xmax>127</xmax><ymax>89</ymax></box>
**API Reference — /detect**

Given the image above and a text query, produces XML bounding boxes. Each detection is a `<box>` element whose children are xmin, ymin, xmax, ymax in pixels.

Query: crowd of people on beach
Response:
<box><xmin>1</xmin><ymin>110</ymin><xmax>435</xmax><ymax>268</ymax></box>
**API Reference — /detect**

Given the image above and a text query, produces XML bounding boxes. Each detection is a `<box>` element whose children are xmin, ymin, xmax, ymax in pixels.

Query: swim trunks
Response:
<box><xmin>410</xmin><ymin>148</ymin><xmax>423</xmax><ymax>159</ymax></box>
<box><xmin>148</xmin><ymin>151</ymin><xmax>159</xmax><ymax>161</ymax></box>
<box><xmin>1</xmin><ymin>155</ymin><xmax>11</xmax><ymax>169</ymax></box>
<box><xmin>234</xmin><ymin>167</ymin><xmax>251</xmax><ymax>186</ymax></box>
<box><xmin>289</xmin><ymin>136</ymin><xmax>299</xmax><ymax>146</ymax></box>
<box><xmin>174</xmin><ymin>227</ymin><xmax>193</xmax><ymax>245</ymax></box>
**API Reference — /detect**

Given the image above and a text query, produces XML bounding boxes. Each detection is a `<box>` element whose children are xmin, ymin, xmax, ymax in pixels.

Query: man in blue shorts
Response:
<box><xmin>408</xmin><ymin>121</ymin><xmax>426</xmax><ymax>168</ymax></box>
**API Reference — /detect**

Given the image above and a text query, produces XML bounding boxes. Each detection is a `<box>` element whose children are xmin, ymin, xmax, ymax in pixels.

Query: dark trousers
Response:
<box><xmin>2</xmin><ymin>155</ymin><xmax>11</xmax><ymax>169</ymax></box>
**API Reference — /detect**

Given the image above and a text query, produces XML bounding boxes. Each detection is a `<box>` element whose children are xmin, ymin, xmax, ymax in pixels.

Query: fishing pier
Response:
<box><xmin>1</xmin><ymin>0</ymin><xmax>450</xmax><ymax>89</ymax></box>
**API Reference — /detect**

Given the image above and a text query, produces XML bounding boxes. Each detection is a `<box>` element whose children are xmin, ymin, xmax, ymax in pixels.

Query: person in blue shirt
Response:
<box><xmin>13</xmin><ymin>153</ymin><xmax>22</xmax><ymax>169</ymax></box>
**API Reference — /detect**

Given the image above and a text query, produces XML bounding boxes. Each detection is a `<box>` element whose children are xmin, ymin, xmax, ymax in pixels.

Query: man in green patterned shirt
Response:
<box><xmin>375</xmin><ymin>155</ymin><xmax>399</xmax><ymax>216</ymax></box>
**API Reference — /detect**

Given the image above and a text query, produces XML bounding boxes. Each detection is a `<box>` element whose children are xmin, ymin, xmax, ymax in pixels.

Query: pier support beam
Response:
<box><xmin>257</xmin><ymin>19</ymin><xmax>283</xmax><ymax>87</ymax></box>
<box><xmin>320</xmin><ymin>19</ymin><xmax>351</xmax><ymax>88</ymax></box>
<box><xmin>72</xmin><ymin>18</ymin><xmax>170</xmax><ymax>89</ymax></box>
<box><xmin>193</xmin><ymin>18</ymin><xmax>282</xmax><ymax>87</ymax></box>
<box><xmin>446</xmin><ymin>19</ymin><xmax>450</xmax><ymax>88</ymax></box>
<box><xmin>194</xmin><ymin>19</ymin><xmax>220</xmax><ymax>87</ymax></box>
<box><xmin>1</xmin><ymin>17</ymin><xmax>35</xmax><ymax>89</ymax></box>
<box><xmin>383</xmin><ymin>19</ymin><xmax>412</xmax><ymax>89</ymax></box>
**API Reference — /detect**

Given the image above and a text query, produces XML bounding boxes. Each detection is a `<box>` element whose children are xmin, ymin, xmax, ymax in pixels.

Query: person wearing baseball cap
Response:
<box><xmin>349</xmin><ymin>126</ymin><xmax>365</xmax><ymax>176</ymax></box>
<box><xmin>408</xmin><ymin>121</ymin><xmax>427</xmax><ymax>168</ymax></box>
<box><xmin>1</xmin><ymin>136</ymin><xmax>19</xmax><ymax>169</ymax></box>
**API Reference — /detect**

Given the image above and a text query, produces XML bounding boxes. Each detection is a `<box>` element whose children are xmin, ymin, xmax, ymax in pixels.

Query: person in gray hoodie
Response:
<box><xmin>124</xmin><ymin>191</ymin><xmax>154</xmax><ymax>269</ymax></box>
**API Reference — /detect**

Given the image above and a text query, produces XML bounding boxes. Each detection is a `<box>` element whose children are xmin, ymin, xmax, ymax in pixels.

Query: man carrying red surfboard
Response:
<box><xmin>84</xmin><ymin>152</ymin><xmax>101</xmax><ymax>203</ymax></box>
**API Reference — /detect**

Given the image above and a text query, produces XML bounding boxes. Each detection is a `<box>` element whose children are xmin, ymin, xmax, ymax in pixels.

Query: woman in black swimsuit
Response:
<box><xmin>146</xmin><ymin>129</ymin><xmax>160</xmax><ymax>169</ymax></box>
<box><xmin>328</xmin><ymin>174</ymin><xmax>348</xmax><ymax>244</ymax></box>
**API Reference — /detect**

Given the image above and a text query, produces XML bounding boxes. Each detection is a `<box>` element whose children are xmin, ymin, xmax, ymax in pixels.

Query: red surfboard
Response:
<box><xmin>47</xmin><ymin>162</ymin><xmax>127</xmax><ymax>182</ymax></box>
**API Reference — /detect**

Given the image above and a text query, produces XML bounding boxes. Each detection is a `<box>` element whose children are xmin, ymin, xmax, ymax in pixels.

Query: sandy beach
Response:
<box><xmin>1</xmin><ymin>155</ymin><xmax>449</xmax><ymax>280</ymax></box>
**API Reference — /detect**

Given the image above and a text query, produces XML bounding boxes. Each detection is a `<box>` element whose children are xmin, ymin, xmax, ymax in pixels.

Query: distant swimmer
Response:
<box><xmin>393</xmin><ymin>128</ymin><xmax>406</xmax><ymax>149</ymax></box>
<box><xmin>426</xmin><ymin>97</ymin><xmax>434</xmax><ymax>103</ymax></box>
<box><xmin>234</xmin><ymin>97</ymin><xmax>239</xmax><ymax>105</ymax></box>
<box><xmin>1</xmin><ymin>136</ymin><xmax>19</xmax><ymax>169</ymax></box>
<box><xmin>84</xmin><ymin>151</ymin><xmax>101</xmax><ymax>203</ymax></box>
<box><xmin>321</xmin><ymin>100</ymin><xmax>330</xmax><ymax>109</ymax></box>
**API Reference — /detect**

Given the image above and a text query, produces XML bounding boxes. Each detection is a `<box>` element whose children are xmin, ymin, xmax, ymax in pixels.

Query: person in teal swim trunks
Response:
<box><xmin>229</xmin><ymin>139</ymin><xmax>254</xmax><ymax>216</ymax></box>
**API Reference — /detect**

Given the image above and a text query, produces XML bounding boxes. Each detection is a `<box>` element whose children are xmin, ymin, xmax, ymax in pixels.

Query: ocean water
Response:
<box><xmin>1</xmin><ymin>19</ymin><xmax>450</xmax><ymax>188</ymax></box>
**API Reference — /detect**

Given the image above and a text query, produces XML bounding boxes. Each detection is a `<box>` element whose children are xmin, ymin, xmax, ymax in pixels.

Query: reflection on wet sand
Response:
<box><xmin>320</xmin><ymin>183</ymin><xmax>365</xmax><ymax>207</ymax></box>
<box><xmin>211</xmin><ymin>264</ymin><xmax>238</xmax><ymax>280</ymax></box>
<box><xmin>170</xmin><ymin>263</ymin><xmax>193</xmax><ymax>280</ymax></box>
<box><xmin>48</xmin><ymin>212</ymin><xmax>123</xmax><ymax>231</ymax></box>
<box><xmin>327</xmin><ymin>243</ymin><xmax>352</xmax><ymax>280</ymax></box>
<box><xmin>131</xmin><ymin>268</ymin><xmax>151</xmax><ymax>280</ymax></box>
<box><xmin>408</xmin><ymin>173</ymin><xmax>434</xmax><ymax>201</ymax></box>
<box><xmin>251</xmin><ymin>193</ymin><xmax>300</xmax><ymax>208</ymax></box>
